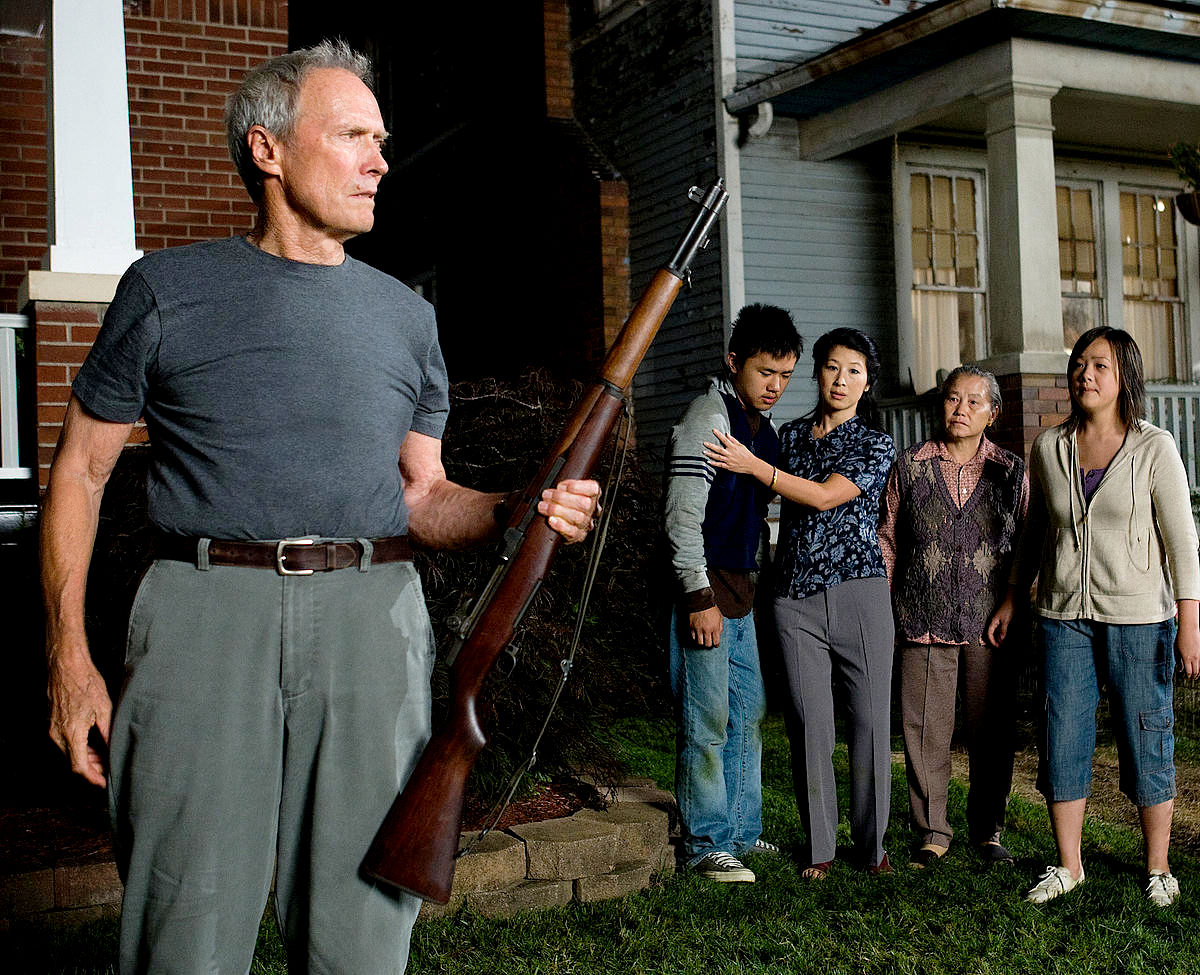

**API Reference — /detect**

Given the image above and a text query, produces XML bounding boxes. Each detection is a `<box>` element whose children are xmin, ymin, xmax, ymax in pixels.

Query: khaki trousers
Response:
<box><xmin>900</xmin><ymin>640</ymin><xmax>1015</xmax><ymax>849</ymax></box>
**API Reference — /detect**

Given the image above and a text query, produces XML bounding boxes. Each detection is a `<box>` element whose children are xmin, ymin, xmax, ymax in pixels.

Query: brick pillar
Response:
<box><xmin>22</xmin><ymin>273</ymin><xmax>145</xmax><ymax>489</ymax></box>
<box><xmin>30</xmin><ymin>301</ymin><xmax>105</xmax><ymax>485</ymax></box>
<box><xmin>544</xmin><ymin>0</ymin><xmax>574</xmax><ymax>120</ymax></box>
<box><xmin>543</xmin><ymin>0</ymin><xmax>629</xmax><ymax>366</ymax></box>
<box><xmin>598</xmin><ymin>179</ymin><xmax>630</xmax><ymax>357</ymax></box>
<box><xmin>995</xmin><ymin>372</ymin><xmax>1070</xmax><ymax>460</ymax></box>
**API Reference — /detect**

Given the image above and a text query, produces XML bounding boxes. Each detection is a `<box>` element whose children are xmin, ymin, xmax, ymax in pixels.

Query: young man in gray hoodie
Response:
<box><xmin>665</xmin><ymin>303</ymin><xmax>801</xmax><ymax>882</ymax></box>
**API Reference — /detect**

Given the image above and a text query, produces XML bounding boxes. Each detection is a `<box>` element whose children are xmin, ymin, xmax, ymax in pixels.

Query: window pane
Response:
<box><xmin>1158</xmin><ymin>198</ymin><xmax>1176</xmax><ymax>241</ymax></box>
<box><xmin>958</xmin><ymin>235</ymin><xmax>977</xmax><ymax>287</ymax></box>
<box><xmin>1121</xmin><ymin>190</ymin><xmax>1184</xmax><ymax>380</ymax></box>
<box><xmin>1138</xmin><ymin>195</ymin><xmax>1156</xmax><ymax>242</ymax></box>
<box><xmin>933</xmin><ymin>232</ymin><xmax>954</xmax><ymax>285</ymax></box>
<box><xmin>1072</xmin><ymin>189</ymin><xmax>1094</xmax><ymax>239</ymax></box>
<box><xmin>1127</xmin><ymin>300</ymin><xmax>1179</xmax><ymax>381</ymax></box>
<box><xmin>912</xmin><ymin>230</ymin><xmax>930</xmax><ymax>282</ymax></box>
<box><xmin>911</xmin><ymin>290</ymin><xmax>963</xmax><ymax>393</ymax></box>
<box><xmin>1056</xmin><ymin>186</ymin><xmax>1070</xmax><ymax>235</ymax></box>
<box><xmin>957</xmin><ymin>292</ymin><xmax>978</xmax><ymax>362</ymax></box>
<box><xmin>931</xmin><ymin>176</ymin><xmax>952</xmax><ymax>231</ymax></box>
<box><xmin>955</xmin><ymin>178</ymin><xmax>976</xmax><ymax>232</ymax></box>
<box><xmin>1120</xmin><ymin>191</ymin><xmax>1137</xmax><ymax>241</ymax></box>
<box><xmin>1062</xmin><ymin>296</ymin><xmax>1100</xmax><ymax>350</ymax></box>
<box><xmin>909</xmin><ymin>168</ymin><xmax>986</xmax><ymax>392</ymax></box>
<box><xmin>1075</xmin><ymin>242</ymin><xmax>1095</xmax><ymax>280</ymax></box>
<box><xmin>911</xmin><ymin>174</ymin><xmax>929</xmax><ymax>230</ymax></box>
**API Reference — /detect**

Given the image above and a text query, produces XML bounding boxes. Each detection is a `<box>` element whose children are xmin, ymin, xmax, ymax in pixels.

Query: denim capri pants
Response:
<box><xmin>1036</xmin><ymin>616</ymin><xmax>1176</xmax><ymax>808</ymax></box>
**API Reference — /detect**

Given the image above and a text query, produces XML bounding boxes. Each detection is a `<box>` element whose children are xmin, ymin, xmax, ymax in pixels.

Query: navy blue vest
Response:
<box><xmin>701</xmin><ymin>392</ymin><xmax>780</xmax><ymax>571</ymax></box>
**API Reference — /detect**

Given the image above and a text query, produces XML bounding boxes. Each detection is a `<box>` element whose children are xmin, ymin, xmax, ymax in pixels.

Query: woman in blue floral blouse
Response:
<box><xmin>705</xmin><ymin>327</ymin><xmax>896</xmax><ymax>878</ymax></box>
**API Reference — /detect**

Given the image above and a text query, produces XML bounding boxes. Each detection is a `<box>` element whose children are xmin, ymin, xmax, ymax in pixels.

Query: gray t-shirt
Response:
<box><xmin>74</xmin><ymin>235</ymin><xmax>449</xmax><ymax>540</ymax></box>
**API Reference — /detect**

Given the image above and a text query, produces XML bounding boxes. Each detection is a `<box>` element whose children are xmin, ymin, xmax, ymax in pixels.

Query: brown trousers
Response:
<box><xmin>900</xmin><ymin>640</ymin><xmax>1016</xmax><ymax>848</ymax></box>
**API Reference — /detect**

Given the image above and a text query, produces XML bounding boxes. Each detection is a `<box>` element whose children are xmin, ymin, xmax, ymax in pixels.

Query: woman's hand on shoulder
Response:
<box><xmin>704</xmin><ymin>428</ymin><xmax>766</xmax><ymax>479</ymax></box>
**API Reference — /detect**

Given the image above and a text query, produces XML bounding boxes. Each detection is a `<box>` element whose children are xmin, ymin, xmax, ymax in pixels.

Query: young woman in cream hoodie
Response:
<box><xmin>990</xmin><ymin>326</ymin><xmax>1200</xmax><ymax>907</ymax></box>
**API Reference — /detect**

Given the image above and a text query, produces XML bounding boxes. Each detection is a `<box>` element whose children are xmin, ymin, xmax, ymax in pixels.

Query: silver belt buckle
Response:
<box><xmin>276</xmin><ymin>537</ymin><xmax>316</xmax><ymax>575</ymax></box>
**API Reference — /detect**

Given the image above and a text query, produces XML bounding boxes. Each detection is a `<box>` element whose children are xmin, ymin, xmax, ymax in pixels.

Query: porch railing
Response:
<box><xmin>879</xmin><ymin>393</ymin><xmax>939</xmax><ymax>454</ymax></box>
<box><xmin>0</xmin><ymin>313</ymin><xmax>32</xmax><ymax>481</ymax></box>
<box><xmin>1145</xmin><ymin>383</ymin><xmax>1200</xmax><ymax>489</ymax></box>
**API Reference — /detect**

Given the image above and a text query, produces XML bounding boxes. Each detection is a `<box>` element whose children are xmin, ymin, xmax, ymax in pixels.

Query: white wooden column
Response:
<box><xmin>976</xmin><ymin>78</ymin><xmax>1064</xmax><ymax>374</ymax></box>
<box><xmin>46</xmin><ymin>0</ymin><xmax>142</xmax><ymax>274</ymax></box>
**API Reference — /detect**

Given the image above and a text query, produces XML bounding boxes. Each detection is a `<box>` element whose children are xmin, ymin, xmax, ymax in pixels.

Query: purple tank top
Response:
<box><xmin>1081</xmin><ymin>466</ymin><xmax>1106</xmax><ymax>503</ymax></box>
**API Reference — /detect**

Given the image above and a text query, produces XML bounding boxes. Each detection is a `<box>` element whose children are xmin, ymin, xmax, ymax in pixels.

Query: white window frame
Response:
<box><xmin>893</xmin><ymin>145</ymin><xmax>989</xmax><ymax>394</ymax></box>
<box><xmin>1057</xmin><ymin>158</ymin><xmax>1200</xmax><ymax>381</ymax></box>
<box><xmin>1056</xmin><ymin>177</ymin><xmax>1107</xmax><ymax>346</ymax></box>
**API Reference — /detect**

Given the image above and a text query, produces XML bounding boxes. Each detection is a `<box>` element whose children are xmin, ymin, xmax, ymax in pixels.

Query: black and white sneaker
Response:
<box><xmin>694</xmin><ymin>851</ymin><xmax>755</xmax><ymax>883</ymax></box>
<box><xmin>752</xmin><ymin>838</ymin><xmax>781</xmax><ymax>856</ymax></box>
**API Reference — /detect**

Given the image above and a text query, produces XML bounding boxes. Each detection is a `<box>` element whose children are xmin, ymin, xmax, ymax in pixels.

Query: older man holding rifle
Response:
<box><xmin>41</xmin><ymin>40</ymin><xmax>598</xmax><ymax>974</ymax></box>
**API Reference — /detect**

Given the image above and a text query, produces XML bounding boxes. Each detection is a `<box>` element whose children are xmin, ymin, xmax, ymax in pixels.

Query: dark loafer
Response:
<box><xmin>978</xmin><ymin>841</ymin><xmax>1014</xmax><ymax>864</ymax></box>
<box><xmin>910</xmin><ymin>846</ymin><xmax>946</xmax><ymax>869</ymax></box>
<box><xmin>867</xmin><ymin>853</ymin><xmax>893</xmax><ymax>876</ymax></box>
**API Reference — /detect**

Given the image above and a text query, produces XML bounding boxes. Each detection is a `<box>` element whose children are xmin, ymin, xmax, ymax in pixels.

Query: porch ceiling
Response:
<box><xmin>728</xmin><ymin>0</ymin><xmax>1200</xmax><ymax>159</ymax></box>
<box><xmin>919</xmin><ymin>87</ymin><xmax>1200</xmax><ymax>157</ymax></box>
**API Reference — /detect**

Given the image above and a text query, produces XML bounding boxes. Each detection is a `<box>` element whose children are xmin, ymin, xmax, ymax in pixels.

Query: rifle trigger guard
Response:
<box><xmin>497</xmin><ymin>644</ymin><xmax>519</xmax><ymax>678</ymax></box>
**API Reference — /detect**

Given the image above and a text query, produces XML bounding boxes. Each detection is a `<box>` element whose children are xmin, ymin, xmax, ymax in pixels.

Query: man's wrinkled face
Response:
<box><xmin>274</xmin><ymin>68</ymin><xmax>389</xmax><ymax>242</ymax></box>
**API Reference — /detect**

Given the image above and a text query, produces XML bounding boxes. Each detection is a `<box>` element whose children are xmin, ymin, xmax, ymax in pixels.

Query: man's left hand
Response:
<box><xmin>539</xmin><ymin>478</ymin><xmax>601</xmax><ymax>543</ymax></box>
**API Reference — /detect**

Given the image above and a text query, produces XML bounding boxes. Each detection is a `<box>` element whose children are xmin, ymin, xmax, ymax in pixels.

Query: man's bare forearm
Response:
<box><xmin>42</xmin><ymin>469</ymin><xmax>105</xmax><ymax>654</ymax></box>
<box><xmin>406</xmin><ymin>481</ymin><xmax>503</xmax><ymax>551</ymax></box>
<box><xmin>41</xmin><ymin>399</ymin><xmax>133</xmax><ymax>784</ymax></box>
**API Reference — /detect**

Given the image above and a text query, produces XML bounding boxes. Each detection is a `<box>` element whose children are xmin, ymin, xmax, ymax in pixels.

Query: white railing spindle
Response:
<box><xmin>0</xmin><ymin>312</ymin><xmax>32</xmax><ymax>480</ymax></box>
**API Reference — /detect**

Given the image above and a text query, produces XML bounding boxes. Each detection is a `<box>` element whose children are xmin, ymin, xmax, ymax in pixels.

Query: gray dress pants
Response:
<box><xmin>109</xmin><ymin>555</ymin><xmax>433</xmax><ymax>975</ymax></box>
<box><xmin>774</xmin><ymin>577</ymin><xmax>894</xmax><ymax>867</ymax></box>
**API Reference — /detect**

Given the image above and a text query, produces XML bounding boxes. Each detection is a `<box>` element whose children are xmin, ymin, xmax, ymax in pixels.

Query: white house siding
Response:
<box><xmin>574</xmin><ymin>0</ymin><xmax>724</xmax><ymax>470</ymax></box>
<box><xmin>738</xmin><ymin>117</ymin><xmax>897</xmax><ymax>423</ymax></box>
<box><xmin>733</xmin><ymin>0</ymin><xmax>936</xmax><ymax>86</ymax></box>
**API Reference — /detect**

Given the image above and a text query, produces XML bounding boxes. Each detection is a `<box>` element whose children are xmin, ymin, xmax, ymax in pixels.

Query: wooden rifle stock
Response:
<box><xmin>362</xmin><ymin>178</ymin><xmax>728</xmax><ymax>903</ymax></box>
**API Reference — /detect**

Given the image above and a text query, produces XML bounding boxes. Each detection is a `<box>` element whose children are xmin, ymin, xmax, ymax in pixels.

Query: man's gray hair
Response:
<box><xmin>941</xmin><ymin>364</ymin><xmax>1002</xmax><ymax>413</ymax></box>
<box><xmin>225</xmin><ymin>38</ymin><xmax>374</xmax><ymax>204</ymax></box>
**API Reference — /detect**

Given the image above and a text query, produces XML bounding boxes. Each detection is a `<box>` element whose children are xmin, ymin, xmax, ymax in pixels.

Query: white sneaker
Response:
<box><xmin>1146</xmin><ymin>871</ymin><xmax>1180</xmax><ymax>907</ymax></box>
<box><xmin>1025</xmin><ymin>865</ymin><xmax>1084</xmax><ymax>904</ymax></box>
<box><xmin>693</xmin><ymin>851</ymin><xmax>755</xmax><ymax>883</ymax></box>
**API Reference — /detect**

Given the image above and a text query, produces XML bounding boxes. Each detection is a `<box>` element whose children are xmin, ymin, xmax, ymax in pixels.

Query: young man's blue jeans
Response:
<box><xmin>669</xmin><ymin>606</ymin><xmax>766</xmax><ymax>866</ymax></box>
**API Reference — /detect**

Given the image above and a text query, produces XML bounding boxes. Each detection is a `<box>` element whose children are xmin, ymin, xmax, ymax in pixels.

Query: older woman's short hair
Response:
<box><xmin>225</xmin><ymin>39</ymin><xmax>374</xmax><ymax>204</ymax></box>
<box><xmin>941</xmin><ymin>364</ymin><xmax>1002</xmax><ymax>413</ymax></box>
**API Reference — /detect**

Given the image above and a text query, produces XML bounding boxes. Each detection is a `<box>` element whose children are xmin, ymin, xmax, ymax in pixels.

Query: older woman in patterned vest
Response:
<box><xmin>879</xmin><ymin>365</ymin><xmax>1027</xmax><ymax>869</ymax></box>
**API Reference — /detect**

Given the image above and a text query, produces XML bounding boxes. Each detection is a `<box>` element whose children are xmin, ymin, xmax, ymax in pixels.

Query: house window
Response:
<box><xmin>1121</xmin><ymin>189</ymin><xmax>1184</xmax><ymax>381</ymax></box>
<box><xmin>909</xmin><ymin>169</ymin><xmax>987</xmax><ymax>392</ymax></box>
<box><xmin>1057</xmin><ymin>183</ymin><xmax>1103</xmax><ymax>349</ymax></box>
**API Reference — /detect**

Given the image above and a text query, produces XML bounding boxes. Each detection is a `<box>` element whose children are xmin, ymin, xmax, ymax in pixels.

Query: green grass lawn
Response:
<box><xmin>8</xmin><ymin>715</ymin><xmax>1200</xmax><ymax>974</ymax></box>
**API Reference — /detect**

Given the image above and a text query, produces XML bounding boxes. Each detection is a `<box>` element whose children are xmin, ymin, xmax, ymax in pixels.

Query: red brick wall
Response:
<box><xmin>995</xmin><ymin>372</ymin><xmax>1070</xmax><ymax>459</ymax></box>
<box><xmin>33</xmin><ymin>302</ymin><xmax>108</xmax><ymax>481</ymax></box>
<box><xmin>598</xmin><ymin>179</ymin><xmax>630</xmax><ymax>355</ymax></box>
<box><xmin>0</xmin><ymin>35</ymin><xmax>48</xmax><ymax>315</ymax></box>
<box><xmin>0</xmin><ymin>3</ymin><xmax>289</xmax><ymax>315</ymax></box>
<box><xmin>124</xmin><ymin>0</ymin><xmax>289</xmax><ymax>252</ymax></box>
<box><xmin>17</xmin><ymin>1</ymin><xmax>288</xmax><ymax>483</ymax></box>
<box><xmin>544</xmin><ymin>0</ymin><xmax>573</xmax><ymax>120</ymax></box>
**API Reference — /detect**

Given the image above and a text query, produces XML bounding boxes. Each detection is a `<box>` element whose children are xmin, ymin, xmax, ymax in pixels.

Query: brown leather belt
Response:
<box><xmin>154</xmin><ymin>534</ymin><xmax>413</xmax><ymax>575</ymax></box>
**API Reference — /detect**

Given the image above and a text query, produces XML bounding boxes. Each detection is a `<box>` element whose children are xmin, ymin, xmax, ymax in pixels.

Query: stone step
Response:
<box><xmin>573</xmin><ymin>802</ymin><xmax>669</xmax><ymax>861</ymax></box>
<box><xmin>509</xmin><ymin>816</ymin><xmax>619</xmax><ymax>882</ymax></box>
